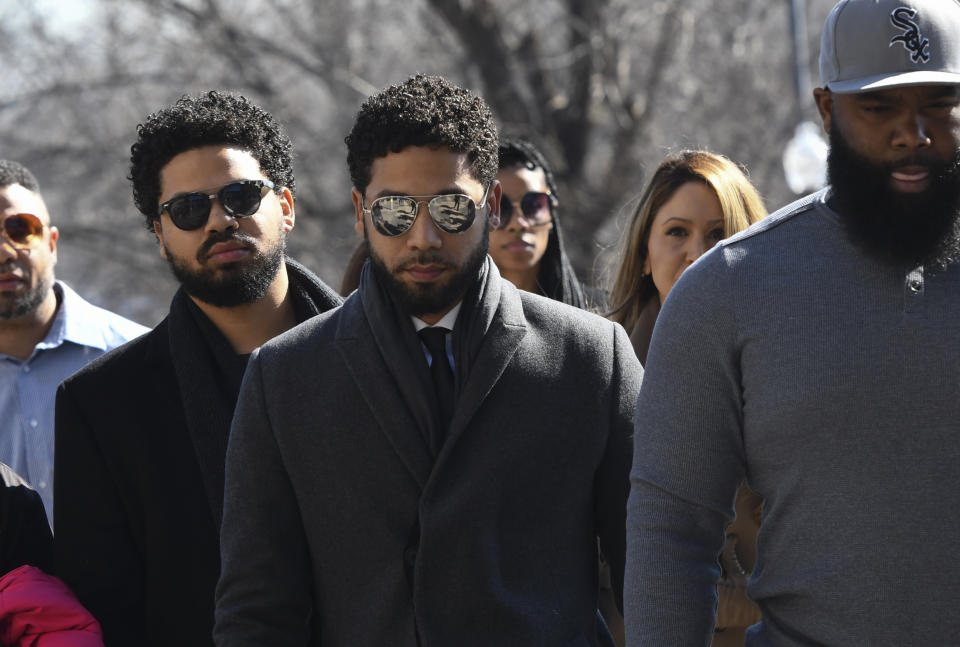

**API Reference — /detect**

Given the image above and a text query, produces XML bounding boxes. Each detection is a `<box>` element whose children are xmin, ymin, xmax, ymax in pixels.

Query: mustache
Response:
<box><xmin>396</xmin><ymin>253</ymin><xmax>452</xmax><ymax>270</ymax></box>
<box><xmin>0</xmin><ymin>261</ymin><xmax>25</xmax><ymax>277</ymax></box>
<box><xmin>887</xmin><ymin>153</ymin><xmax>960</xmax><ymax>179</ymax></box>
<box><xmin>196</xmin><ymin>230</ymin><xmax>256</xmax><ymax>263</ymax></box>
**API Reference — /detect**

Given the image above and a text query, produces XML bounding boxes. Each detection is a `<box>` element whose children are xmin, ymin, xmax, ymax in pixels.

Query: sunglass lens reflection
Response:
<box><xmin>429</xmin><ymin>195</ymin><xmax>475</xmax><ymax>233</ymax></box>
<box><xmin>221</xmin><ymin>183</ymin><xmax>264</xmax><ymax>216</ymax></box>
<box><xmin>372</xmin><ymin>197</ymin><xmax>418</xmax><ymax>236</ymax></box>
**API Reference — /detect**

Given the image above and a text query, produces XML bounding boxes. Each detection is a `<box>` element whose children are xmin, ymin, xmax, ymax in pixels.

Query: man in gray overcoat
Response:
<box><xmin>214</xmin><ymin>74</ymin><xmax>642</xmax><ymax>647</ymax></box>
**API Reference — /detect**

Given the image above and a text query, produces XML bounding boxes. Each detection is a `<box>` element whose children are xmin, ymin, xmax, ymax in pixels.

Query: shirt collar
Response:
<box><xmin>34</xmin><ymin>281</ymin><xmax>113</xmax><ymax>352</ymax></box>
<box><xmin>410</xmin><ymin>302</ymin><xmax>462</xmax><ymax>332</ymax></box>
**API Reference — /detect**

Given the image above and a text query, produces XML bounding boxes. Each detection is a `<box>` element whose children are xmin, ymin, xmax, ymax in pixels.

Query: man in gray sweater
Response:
<box><xmin>625</xmin><ymin>0</ymin><xmax>960</xmax><ymax>645</ymax></box>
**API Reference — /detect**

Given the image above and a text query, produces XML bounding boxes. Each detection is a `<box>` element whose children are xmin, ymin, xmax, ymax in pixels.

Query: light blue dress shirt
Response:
<box><xmin>0</xmin><ymin>281</ymin><xmax>148</xmax><ymax>527</ymax></box>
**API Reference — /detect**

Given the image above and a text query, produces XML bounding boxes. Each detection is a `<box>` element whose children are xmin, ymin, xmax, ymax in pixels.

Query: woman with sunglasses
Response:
<box><xmin>608</xmin><ymin>150</ymin><xmax>767</xmax><ymax>647</ymax></box>
<box><xmin>491</xmin><ymin>136</ymin><xmax>605</xmax><ymax>311</ymax></box>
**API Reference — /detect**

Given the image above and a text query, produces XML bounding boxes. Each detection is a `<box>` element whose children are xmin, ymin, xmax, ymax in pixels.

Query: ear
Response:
<box><xmin>486</xmin><ymin>179</ymin><xmax>502</xmax><ymax>229</ymax></box>
<box><xmin>278</xmin><ymin>186</ymin><xmax>295</xmax><ymax>232</ymax></box>
<box><xmin>351</xmin><ymin>187</ymin><xmax>365</xmax><ymax>238</ymax></box>
<box><xmin>642</xmin><ymin>253</ymin><xmax>650</xmax><ymax>277</ymax></box>
<box><xmin>48</xmin><ymin>225</ymin><xmax>59</xmax><ymax>265</ymax></box>
<box><xmin>813</xmin><ymin>87</ymin><xmax>833</xmax><ymax>134</ymax></box>
<box><xmin>153</xmin><ymin>219</ymin><xmax>168</xmax><ymax>259</ymax></box>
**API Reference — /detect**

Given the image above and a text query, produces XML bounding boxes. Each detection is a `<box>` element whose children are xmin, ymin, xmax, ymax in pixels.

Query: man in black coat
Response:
<box><xmin>213</xmin><ymin>75</ymin><xmax>642</xmax><ymax>646</ymax></box>
<box><xmin>53</xmin><ymin>91</ymin><xmax>342</xmax><ymax>647</ymax></box>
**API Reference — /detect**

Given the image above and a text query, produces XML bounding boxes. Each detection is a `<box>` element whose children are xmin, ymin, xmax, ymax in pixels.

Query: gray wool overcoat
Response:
<box><xmin>214</xmin><ymin>262</ymin><xmax>642</xmax><ymax>647</ymax></box>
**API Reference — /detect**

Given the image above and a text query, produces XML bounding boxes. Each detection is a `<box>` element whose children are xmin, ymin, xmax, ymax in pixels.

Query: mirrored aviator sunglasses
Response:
<box><xmin>497</xmin><ymin>191</ymin><xmax>554</xmax><ymax>230</ymax></box>
<box><xmin>366</xmin><ymin>187</ymin><xmax>489</xmax><ymax>237</ymax></box>
<box><xmin>1</xmin><ymin>213</ymin><xmax>45</xmax><ymax>247</ymax></box>
<box><xmin>158</xmin><ymin>179</ymin><xmax>275</xmax><ymax>231</ymax></box>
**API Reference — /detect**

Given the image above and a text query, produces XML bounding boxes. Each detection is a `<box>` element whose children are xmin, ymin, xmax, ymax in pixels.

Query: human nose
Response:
<box><xmin>203</xmin><ymin>195</ymin><xmax>239</xmax><ymax>234</ymax></box>
<box><xmin>405</xmin><ymin>201</ymin><xmax>442</xmax><ymax>250</ymax></box>
<box><xmin>892</xmin><ymin>110</ymin><xmax>932</xmax><ymax>150</ymax></box>
<box><xmin>0</xmin><ymin>233</ymin><xmax>19</xmax><ymax>260</ymax></box>
<box><xmin>686</xmin><ymin>236</ymin><xmax>709</xmax><ymax>264</ymax></box>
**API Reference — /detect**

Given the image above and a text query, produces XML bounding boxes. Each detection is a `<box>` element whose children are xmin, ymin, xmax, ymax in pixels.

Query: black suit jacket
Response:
<box><xmin>214</xmin><ymin>263</ymin><xmax>642</xmax><ymax>646</ymax></box>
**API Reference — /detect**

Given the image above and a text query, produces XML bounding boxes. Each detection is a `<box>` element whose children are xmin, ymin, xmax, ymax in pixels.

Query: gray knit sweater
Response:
<box><xmin>625</xmin><ymin>189</ymin><xmax>960</xmax><ymax>646</ymax></box>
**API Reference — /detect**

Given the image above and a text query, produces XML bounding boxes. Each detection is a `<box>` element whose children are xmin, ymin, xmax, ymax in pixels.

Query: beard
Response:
<box><xmin>828</xmin><ymin>123</ymin><xmax>960</xmax><ymax>270</ymax></box>
<box><xmin>365</xmin><ymin>222</ymin><xmax>489</xmax><ymax>318</ymax></box>
<box><xmin>0</xmin><ymin>262</ymin><xmax>53</xmax><ymax>320</ymax></box>
<box><xmin>163</xmin><ymin>229</ymin><xmax>285</xmax><ymax>308</ymax></box>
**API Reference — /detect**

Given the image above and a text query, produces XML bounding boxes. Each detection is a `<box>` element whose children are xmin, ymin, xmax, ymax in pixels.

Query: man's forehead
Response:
<box><xmin>159</xmin><ymin>145</ymin><xmax>264</xmax><ymax>198</ymax></box>
<box><xmin>0</xmin><ymin>183</ymin><xmax>49</xmax><ymax>221</ymax></box>
<box><xmin>367</xmin><ymin>146</ymin><xmax>481</xmax><ymax>194</ymax></box>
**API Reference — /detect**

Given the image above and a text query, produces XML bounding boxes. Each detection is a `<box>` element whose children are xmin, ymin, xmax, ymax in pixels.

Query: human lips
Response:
<box><xmin>890</xmin><ymin>165</ymin><xmax>932</xmax><ymax>193</ymax></box>
<box><xmin>204</xmin><ymin>240</ymin><xmax>251</xmax><ymax>263</ymax></box>
<box><xmin>501</xmin><ymin>237</ymin><xmax>535</xmax><ymax>253</ymax></box>
<box><xmin>402</xmin><ymin>263</ymin><xmax>448</xmax><ymax>283</ymax></box>
<box><xmin>0</xmin><ymin>272</ymin><xmax>24</xmax><ymax>291</ymax></box>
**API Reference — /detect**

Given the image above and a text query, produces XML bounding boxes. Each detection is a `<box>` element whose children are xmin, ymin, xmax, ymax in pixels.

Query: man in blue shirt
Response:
<box><xmin>0</xmin><ymin>160</ymin><xmax>147</xmax><ymax>525</ymax></box>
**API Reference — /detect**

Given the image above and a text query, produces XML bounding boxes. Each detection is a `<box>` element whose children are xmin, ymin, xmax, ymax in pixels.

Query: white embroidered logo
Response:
<box><xmin>890</xmin><ymin>7</ymin><xmax>931</xmax><ymax>63</ymax></box>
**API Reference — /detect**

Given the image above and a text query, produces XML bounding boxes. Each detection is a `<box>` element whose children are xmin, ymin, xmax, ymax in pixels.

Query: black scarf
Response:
<box><xmin>168</xmin><ymin>258</ymin><xmax>342</xmax><ymax>528</ymax></box>
<box><xmin>358</xmin><ymin>256</ymin><xmax>501</xmax><ymax>458</ymax></box>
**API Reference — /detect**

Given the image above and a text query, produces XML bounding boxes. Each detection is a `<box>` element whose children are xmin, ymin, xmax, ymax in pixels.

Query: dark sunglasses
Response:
<box><xmin>364</xmin><ymin>186</ymin><xmax>490</xmax><ymax>237</ymax></box>
<box><xmin>158</xmin><ymin>179</ymin><xmax>275</xmax><ymax>231</ymax></box>
<box><xmin>496</xmin><ymin>191</ymin><xmax>554</xmax><ymax>230</ymax></box>
<box><xmin>0</xmin><ymin>213</ymin><xmax>45</xmax><ymax>247</ymax></box>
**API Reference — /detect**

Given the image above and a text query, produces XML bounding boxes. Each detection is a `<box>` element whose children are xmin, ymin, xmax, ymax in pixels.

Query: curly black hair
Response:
<box><xmin>0</xmin><ymin>160</ymin><xmax>40</xmax><ymax>193</ymax></box>
<box><xmin>129</xmin><ymin>90</ymin><xmax>294</xmax><ymax>230</ymax></box>
<box><xmin>345</xmin><ymin>74</ymin><xmax>498</xmax><ymax>196</ymax></box>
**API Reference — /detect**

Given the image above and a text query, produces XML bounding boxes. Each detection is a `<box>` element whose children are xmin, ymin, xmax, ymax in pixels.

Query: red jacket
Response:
<box><xmin>0</xmin><ymin>565</ymin><xmax>103</xmax><ymax>647</ymax></box>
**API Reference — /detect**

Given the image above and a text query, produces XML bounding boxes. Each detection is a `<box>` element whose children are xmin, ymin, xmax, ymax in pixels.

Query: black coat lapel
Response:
<box><xmin>169</xmin><ymin>258</ymin><xmax>343</xmax><ymax>529</ymax></box>
<box><xmin>336</xmin><ymin>296</ymin><xmax>433</xmax><ymax>489</ymax></box>
<box><xmin>167</xmin><ymin>289</ymin><xmax>232</xmax><ymax>530</ymax></box>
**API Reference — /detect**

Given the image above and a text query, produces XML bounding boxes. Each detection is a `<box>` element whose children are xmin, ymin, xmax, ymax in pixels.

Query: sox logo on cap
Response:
<box><xmin>890</xmin><ymin>7</ymin><xmax>931</xmax><ymax>64</ymax></box>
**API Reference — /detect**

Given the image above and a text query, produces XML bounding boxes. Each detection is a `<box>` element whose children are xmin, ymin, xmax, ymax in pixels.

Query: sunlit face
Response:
<box><xmin>352</xmin><ymin>145</ymin><xmax>500</xmax><ymax>324</ymax></box>
<box><xmin>815</xmin><ymin>85</ymin><xmax>960</xmax><ymax>268</ymax></box>
<box><xmin>643</xmin><ymin>181</ymin><xmax>724</xmax><ymax>305</ymax></box>
<box><xmin>0</xmin><ymin>184</ymin><xmax>58</xmax><ymax>320</ymax></box>
<box><xmin>154</xmin><ymin>145</ymin><xmax>294</xmax><ymax>307</ymax></box>
<box><xmin>489</xmin><ymin>165</ymin><xmax>553</xmax><ymax>286</ymax></box>
<box><xmin>816</xmin><ymin>85</ymin><xmax>960</xmax><ymax>195</ymax></box>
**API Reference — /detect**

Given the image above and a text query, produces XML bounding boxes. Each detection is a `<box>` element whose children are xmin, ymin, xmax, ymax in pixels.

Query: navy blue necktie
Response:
<box><xmin>418</xmin><ymin>327</ymin><xmax>455</xmax><ymax>440</ymax></box>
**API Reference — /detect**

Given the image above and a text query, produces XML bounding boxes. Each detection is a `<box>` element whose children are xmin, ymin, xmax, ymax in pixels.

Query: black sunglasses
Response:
<box><xmin>496</xmin><ymin>191</ymin><xmax>554</xmax><ymax>230</ymax></box>
<box><xmin>158</xmin><ymin>179</ymin><xmax>276</xmax><ymax>231</ymax></box>
<box><xmin>364</xmin><ymin>186</ymin><xmax>490</xmax><ymax>237</ymax></box>
<box><xmin>1</xmin><ymin>213</ymin><xmax>45</xmax><ymax>248</ymax></box>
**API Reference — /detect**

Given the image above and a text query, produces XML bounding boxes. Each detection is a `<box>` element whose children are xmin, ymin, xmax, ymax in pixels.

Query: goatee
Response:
<box><xmin>0</xmin><ymin>263</ymin><xmax>53</xmax><ymax>320</ymax></box>
<box><xmin>164</xmin><ymin>230</ymin><xmax>284</xmax><ymax>307</ymax></box>
<box><xmin>827</xmin><ymin>124</ymin><xmax>960</xmax><ymax>270</ymax></box>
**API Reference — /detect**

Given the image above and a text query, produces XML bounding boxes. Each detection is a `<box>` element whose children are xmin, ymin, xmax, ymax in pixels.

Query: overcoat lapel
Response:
<box><xmin>339</xmin><ymin>273</ymin><xmax>436</xmax><ymax>489</ymax></box>
<box><xmin>444</xmin><ymin>263</ymin><xmax>527</xmax><ymax>455</ymax></box>
<box><xmin>167</xmin><ymin>290</ymin><xmax>232</xmax><ymax>529</ymax></box>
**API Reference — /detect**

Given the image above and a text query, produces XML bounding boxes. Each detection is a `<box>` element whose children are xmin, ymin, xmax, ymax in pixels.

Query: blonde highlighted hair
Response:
<box><xmin>607</xmin><ymin>150</ymin><xmax>767</xmax><ymax>330</ymax></box>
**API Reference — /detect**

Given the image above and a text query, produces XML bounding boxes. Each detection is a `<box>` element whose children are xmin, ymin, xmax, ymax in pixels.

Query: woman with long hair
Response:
<box><xmin>492</xmin><ymin>136</ymin><xmax>606</xmax><ymax>311</ymax></box>
<box><xmin>608</xmin><ymin>150</ymin><xmax>767</xmax><ymax>647</ymax></box>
